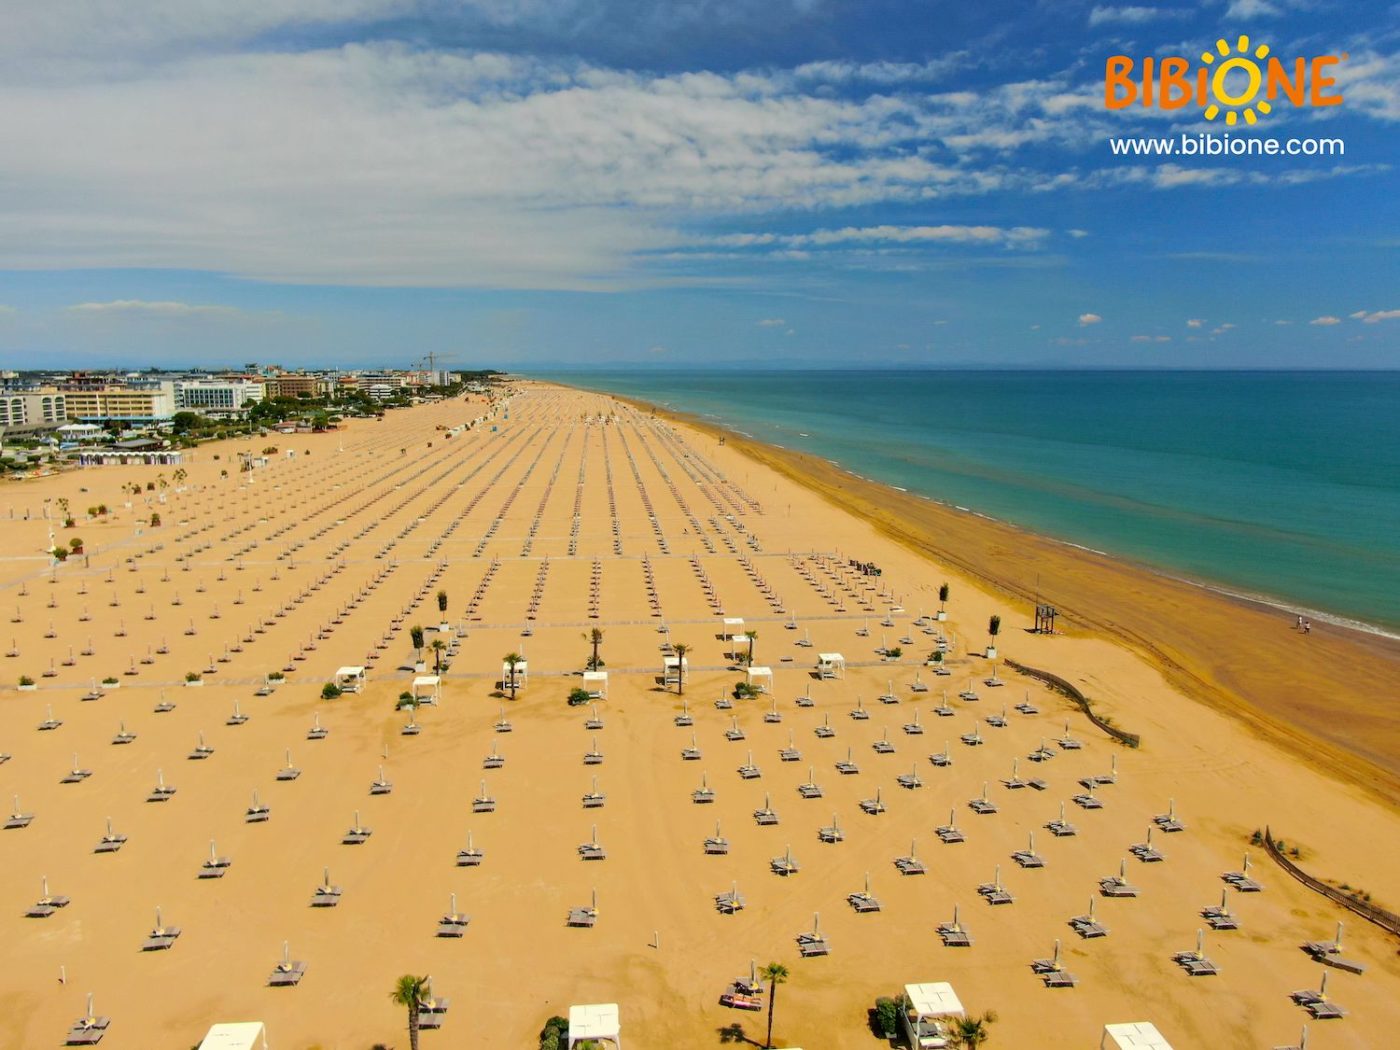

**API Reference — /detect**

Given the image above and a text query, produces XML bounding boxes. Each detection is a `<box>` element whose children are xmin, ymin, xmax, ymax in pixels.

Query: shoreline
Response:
<box><xmin>583</xmin><ymin>384</ymin><xmax>1400</xmax><ymax>809</ymax></box>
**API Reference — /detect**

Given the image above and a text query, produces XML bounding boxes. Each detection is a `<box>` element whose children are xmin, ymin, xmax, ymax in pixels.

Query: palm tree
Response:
<box><xmin>744</xmin><ymin>629</ymin><xmax>758</xmax><ymax>666</ymax></box>
<box><xmin>761</xmin><ymin>961</ymin><xmax>789</xmax><ymax>1049</ymax></box>
<box><xmin>430</xmin><ymin>638</ymin><xmax>446</xmax><ymax>674</ymax></box>
<box><xmin>988</xmin><ymin>615</ymin><xmax>1001</xmax><ymax>641</ymax></box>
<box><xmin>410</xmin><ymin>625</ymin><xmax>425</xmax><ymax>666</ymax></box>
<box><xmin>949</xmin><ymin>1010</ymin><xmax>997</xmax><ymax>1048</ymax></box>
<box><xmin>437</xmin><ymin>590</ymin><xmax>449</xmax><ymax>615</ymax></box>
<box><xmin>586</xmin><ymin>627</ymin><xmax>605</xmax><ymax>670</ymax></box>
<box><xmin>390</xmin><ymin>973</ymin><xmax>429</xmax><ymax>1050</ymax></box>
<box><xmin>939</xmin><ymin>582</ymin><xmax>950</xmax><ymax>612</ymax></box>
<box><xmin>672</xmin><ymin>643</ymin><xmax>689</xmax><ymax>695</ymax></box>
<box><xmin>503</xmin><ymin>652</ymin><xmax>522</xmax><ymax>698</ymax></box>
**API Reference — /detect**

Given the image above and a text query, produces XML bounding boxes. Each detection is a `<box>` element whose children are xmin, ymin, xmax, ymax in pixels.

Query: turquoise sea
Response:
<box><xmin>541</xmin><ymin>370</ymin><xmax>1400</xmax><ymax>635</ymax></box>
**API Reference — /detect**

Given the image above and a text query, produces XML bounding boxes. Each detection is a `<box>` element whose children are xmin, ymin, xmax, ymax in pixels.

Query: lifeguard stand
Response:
<box><xmin>1034</xmin><ymin>605</ymin><xmax>1058</xmax><ymax>635</ymax></box>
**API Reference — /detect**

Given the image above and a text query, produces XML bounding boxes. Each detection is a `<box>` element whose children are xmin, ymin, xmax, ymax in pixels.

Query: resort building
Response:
<box><xmin>0</xmin><ymin>389</ymin><xmax>68</xmax><ymax>430</ymax></box>
<box><xmin>59</xmin><ymin>381</ymin><xmax>176</xmax><ymax>424</ymax></box>
<box><xmin>173</xmin><ymin>378</ymin><xmax>265</xmax><ymax>415</ymax></box>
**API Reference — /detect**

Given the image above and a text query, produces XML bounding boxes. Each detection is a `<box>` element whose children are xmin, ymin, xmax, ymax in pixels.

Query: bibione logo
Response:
<box><xmin>1106</xmin><ymin>35</ymin><xmax>1344</xmax><ymax>125</ymax></box>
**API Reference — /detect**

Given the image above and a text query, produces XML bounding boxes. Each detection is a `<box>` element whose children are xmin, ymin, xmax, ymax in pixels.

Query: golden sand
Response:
<box><xmin>1</xmin><ymin>381</ymin><xmax>1397</xmax><ymax>1049</ymax></box>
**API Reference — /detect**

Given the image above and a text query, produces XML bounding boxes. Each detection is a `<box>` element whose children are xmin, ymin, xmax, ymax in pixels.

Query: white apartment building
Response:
<box><xmin>174</xmin><ymin>378</ymin><xmax>265</xmax><ymax>415</ymax></box>
<box><xmin>0</xmin><ymin>390</ymin><xmax>68</xmax><ymax>428</ymax></box>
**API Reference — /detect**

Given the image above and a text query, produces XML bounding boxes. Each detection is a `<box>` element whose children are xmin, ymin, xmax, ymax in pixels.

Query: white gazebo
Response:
<box><xmin>335</xmin><ymin>666</ymin><xmax>366</xmax><ymax>693</ymax></box>
<box><xmin>502</xmin><ymin>659</ymin><xmax>528</xmax><ymax>691</ymax></box>
<box><xmin>412</xmin><ymin>675</ymin><xmax>441</xmax><ymax>705</ymax></box>
<box><xmin>817</xmin><ymin>652</ymin><xmax>845</xmax><ymax>679</ymax></box>
<box><xmin>745</xmin><ymin>665</ymin><xmax>773</xmax><ymax>693</ymax></box>
<box><xmin>568</xmin><ymin>1003</ymin><xmax>621</xmax><ymax>1049</ymax></box>
<box><xmin>662</xmin><ymin>655</ymin><xmax>688</xmax><ymax>688</ymax></box>
<box><xmin>1102</xmin><ymin>1023</ymin><xmax>1174</xmax><ymax>1050</ymax></box>
<box><xmin>583</xmin><ymin>670</ymin><xmax>609</xmax><ymax>700</ymax></box>
<box><xmin>902</xmin><ymin>982</ymin><xmax>965</xmax><ymax>1050</ymax></box>
<box><xmin>197</xmin><ymin>1022</ymin><xmax>268</xmax><ymax>1050</ymax></box>
<box><xmin>723</xmin><ymin>617</ymin><xmax>747</xmax><ymax>658</ymax></box>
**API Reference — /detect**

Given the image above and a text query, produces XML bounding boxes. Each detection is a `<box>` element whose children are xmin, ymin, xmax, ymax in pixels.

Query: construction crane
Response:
<box><xmin>415</xmin><ymin>352</ymin><xmax>457</xmax><ymax>371</ymax></box>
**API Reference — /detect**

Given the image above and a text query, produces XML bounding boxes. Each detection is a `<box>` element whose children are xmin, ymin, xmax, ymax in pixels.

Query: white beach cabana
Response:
<box><xmin>412</xmin><ymin>675</ymin><xmax>441</xmax><ymax>705</ymax></box>
<box><xmin>723</xmin><ymin>617</ymin><xmax>747</xmax><ymax>658</ymax></box>
<box><xmin>663</xmin><ymin>655</ymin><xmax>689</xmax><ymax>688</ymax></box>
<box><xmin>817</xmin><ymin>653</ymin><xmax>846</xmax><ymax>679</ymax></box>
<box><xmin>568</xmin><ymin>1002</ymin><xmax>621</xmax><ymax>1048</ymax></box>
<box><xmin>502</xmin><ymin>659</ymin><xmax>528</xmax><ymax>690</ymax></box>
<box><xmin>583</xmin><ymin>670</ymin><xmax>609</xmax><ymax>700</ymax></box>
<box><xmin>196</xmin><ymin>1022</ymin><xmax>268</xmax><ymax>1050</ymax></box>
<box><xmin>335</xmin><ymin>666</ymin><xmax>366</xmax><ymax>693</ymax></box>
<box><xmin>1102</xmin><ymin>1022</ymin><xmax>1174</xmax><ymax>1050</ymax></box>
<box><xmin>902</xmin><ymin>982</ymin><xmax>965</xmax><ymax>1050</ymax></box>
<box><xmin>745</xmin><ymin>665</ymin><xmax>773</xmax><ymax>693</ymax></box>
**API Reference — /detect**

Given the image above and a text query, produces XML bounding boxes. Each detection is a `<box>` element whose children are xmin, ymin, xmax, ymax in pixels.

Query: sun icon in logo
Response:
<box><xmin>1201</xmin><ymin>35</ymin><xmax>1273</xmax><ymax>125</ymax></box>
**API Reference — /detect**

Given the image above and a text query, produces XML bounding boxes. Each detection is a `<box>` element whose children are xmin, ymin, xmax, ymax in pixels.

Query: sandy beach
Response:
<box><xmin>1</xmin><ymin>380</ymin><xmax>1398</xmax><ymax>1050</ymax></box>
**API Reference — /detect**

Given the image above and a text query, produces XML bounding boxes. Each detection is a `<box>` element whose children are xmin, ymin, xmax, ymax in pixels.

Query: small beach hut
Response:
<box><xmin>663</xmin><ymin>655</ymin><xmax>688</xmax><ymax>688</ymax></box>
<box><xmin>196</xmin><ymin>1022</ymin><xmax>268</xmax><ymax>1050</ymax></box>
<box><xmin>902</xmin><ymin>983</ymin><xmax>965</xmax><ymax>1049</ymax></box>
<box><xmin>817</xmin><ymin>653</ymin><xmax>845</xmax><ymax>679</ymax></box>
<box><xmin>568</xmin><ymin>1003</ymin><xmax>621</xmax><ymax>1048</ymax></box>
<box><xmin>583</xmin><ymin>670</ymin><xmax>609</xmax><ymax>700</ymax></box>
<box><xmin>412</xmin><ymin>675</ymin><xmax>441</xmax><ymax>705</ymax></box>
<box><xmin>1102</xmin><ymin>1022</ymin><xmax>1174</xmax><ymax>1050</ymax></box>
<box><xmin>334</xmin><ymin>666</ymin><xmax>366</xmax><ymax>693</ymax></box>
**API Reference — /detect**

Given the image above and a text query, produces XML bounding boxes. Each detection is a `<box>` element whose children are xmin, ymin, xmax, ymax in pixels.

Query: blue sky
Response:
<box><xmin>0</xmin><ymin>0</ymin><xmax>1396</xmax><ymax>370</ymax></box>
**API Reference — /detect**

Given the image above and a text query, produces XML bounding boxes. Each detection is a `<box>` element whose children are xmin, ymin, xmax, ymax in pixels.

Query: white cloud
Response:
<box><xmin>1309</xmin><ymin>315</ymin><xmax>1341</xmax><ymax>326</ymax></box>
<box><xmin>67</xmin><ymin>299</ymin><xmax>241</xmax><ymax>317</ymax></box>
<box><xmin>1066</xmin><ymin>228</ymin><xmax>1090</xmax><ymax>238</ymax></box>
<box><xmin>1186</xmin><ymin>318</ymin><xmax>1204</xmax><ymax>327</ymax></box>
<box><xmin>1088</xmin><ymin>6</ymin><xmax>1181</xmax><ymax>26</ymax></box>
<box><xmin>712</xmin><ymin>225</ymin><xmax>1049</xmax><ymax>250</ymax></box>
<box><xmin>1131</xmin><ymin>334</ymin><xmax>1171</xmax><ymax>342</ymax></box>
<box><xmin>1354</xmin><ymin>309</ymin><xmax>1400</xmax><ymax>323</ymax></box>
<box><xmin>0</xmin><ymin>305</ymin><xmax>16</xmax><ymax>315</ymax></box>
<box><xmin>1079</xmin><ymin>312</ymin><xmax>1102</xmax><ymax>325</ymax></box>
<box><xmin>756</xmin><ymin>317</ymin><xmax>786</xmax><ymax>326</ymax></box>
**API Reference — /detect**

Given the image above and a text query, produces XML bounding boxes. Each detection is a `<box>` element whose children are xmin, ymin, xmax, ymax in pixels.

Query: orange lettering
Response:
<box><xmin>1160</xmin><ymin>57</ymin><xmax>1192</xmax><ymax>109</ymax></box>
<box><xmin>1266</xmin><ymin>57</ymin><xmax>1305</xmax><ymax>106</ymax></box>
<box><xmin>1311</xmin><ymin>56</ymin><xmax>1342</xmax><ymax>105</ymax></box>
<box><xmin>1105</xmin><ymin>57</ymin><xmax>1136</xmax><ymax>109</ymax></box>
<box><xmin>1143</xmin><ymin>57</ymin><xmax>1155</xmax><ymax>107</ymax></box>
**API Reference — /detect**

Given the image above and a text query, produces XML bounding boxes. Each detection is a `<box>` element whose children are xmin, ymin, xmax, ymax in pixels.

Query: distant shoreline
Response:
<box><xmin>538</xmin><ymin>376</ymin><xmax>1400</xmax><ymax>808</ymax></box>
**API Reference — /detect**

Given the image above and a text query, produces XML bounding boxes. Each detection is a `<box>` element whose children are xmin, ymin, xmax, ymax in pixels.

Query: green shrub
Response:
<box><xmin>321</xmin><ymin>682</ymin><xmax>343</xmax><ymax>700</ymax></box>
<box><xmin>567</xmin><ymin>687</ymin><xmax>592</xmax><ymax>706</ymax></box>
<box><xmin>874</xmin><ymin>996</ymin><xmax>900</xmax><ymax>1039</ymax></box>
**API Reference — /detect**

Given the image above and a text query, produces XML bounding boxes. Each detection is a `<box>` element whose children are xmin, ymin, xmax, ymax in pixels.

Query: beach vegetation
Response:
<box><xmin>268</xmin><ymin>670</ymin><xmax>285</xmax><ymax>681</ymax></box>
<box><xmin>436</xmin><ymin>589</ymin><xmax>448</xmax><ymax>614</ymax></box>
<box><xmin>568</xmin><ymin>687</ymin><xmax>591</xmax><ymax>706</ymax></box>
<box><xmin>988</xmin><ymin>615</ymin><xmax>1001</xmax><ymax>639</ymax></box>
<box><xmin>745</xmin><ymin>629</ymin><xmax>758</xmax><ymax>665</ymax></box>
<box><xmin>886</xmin><ymin>646</ymin><xmax>903</xmax><ymax>659</ymax></box>
<box><xmin>410</xmin><ymin>624</ymin><xmax>425</xmax><ymax>653</ymax></box>
<box><xmin>185</xmin><ymin>671</ymin><xmax>201</xmax><ymax>682</ymax></box>
<box><xmin>503</xmin><ymin>652</ymin><xmax>523</xmax><ymax>698</ymax></box>
<box><xmin>734</xmin><ymin>680</ymin><xmax>760</xmax><ymax>700</ymax></box>
<box><xmin>872</xmin><ymin>995</ymin><xmax>904</xmax><ymax>1039</ymax></box>
<box><xmin>430</xmin><ymin>638</ymin><xmax>446</xmax><ymax>673</ymax></box>
<box><xmin>760</xmin><ymin>961</ymin><xmax>789</xmax><ymax>1049</ymax></box>
<box><xmin>321</xmin><ymin>682</ymin><xmax>343</xmax><ymax>700</ymax></box>
<box><xmin>52</xmin><ymin>546</ymin><xmax>69</xmax><ymax>561</ymax></box>
<box><xmin>397</xmin><ymin>691</ymin><xmax>416</xmax><ymax>709</ymax></box>
<box><xmin>102</xmin><ymin>676</ymin><xmax>118</xmax><ymax>685</ymax></box>
<box><xmin>149</xmin><ymin>513</ymin><xmax>162</xmax><ymax>526</ymax></box>
<box><xmin>586</xmin><ymin>627</ymin><xmax>605</xmax><ymax>670</ymax></box>
<box><xmin>389</xmin><ymin>973</ymin><xmax>429</xmax><ymax>1050</ymax></box>
<box><xmin>69</xmin><ymin>537</ymin><xmax>84</xmax><ymax>553</ymax></box>
<box><xmin>948</xmin><ymin>1010</ymin><xmax>998</xmax><ymax>1048</ymax></box>
<box><xmin>939</xmin><ymin>582</ymin><xmax>950</xmax><ymax>608</ymax></box>
<box><xmin>538</xmin><ymin>1015</ymin><xmax>569</xmax><ymax>1050</ymax></box>
<box><xmin>18</xmin><ymin>675</ymin><xmax>35</xmax><ymax>686</ymax></box>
